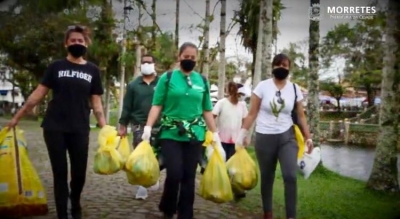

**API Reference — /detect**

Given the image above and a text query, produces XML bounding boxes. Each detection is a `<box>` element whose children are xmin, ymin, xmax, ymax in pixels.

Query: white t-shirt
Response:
<box><xmin>253</xmin><ymin>79</ymin><xmax>303</xmax><ymax>134</ymax></box>
<box><xmin>212</xmin><ymin>98</ymin><xmax>248</xmax><ymax>143</ymax></box>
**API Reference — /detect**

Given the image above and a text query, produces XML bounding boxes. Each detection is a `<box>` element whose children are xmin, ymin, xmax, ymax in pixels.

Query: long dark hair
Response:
<box><xmin>227</xmin><ymin>82</ymin><xmax>243</xmax><ymax>104</ymax></box>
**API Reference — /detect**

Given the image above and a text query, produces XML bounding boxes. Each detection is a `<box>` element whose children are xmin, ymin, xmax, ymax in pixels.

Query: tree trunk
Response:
<box><xmin>175</xmin><ymin>0</ymin><xmax>180</xmax><ymax>49</ymax></box>
<box><xmin>151</xmin><ymin>0</ymin><xmax>157</xmax><ymax>51</ymax></box>
<box><xmin>252</xmin><ymin>1</ymin><xmax>264</xmax><ymax>87</ymax></box>
<box><xmin>202</xmin><ymin>0</ymin><xmax>211</xmax><ymax>78</ymax></box>
<box><xmin>307</xmin><ymin>0</ymin><xmax>321</xmax><ymax>147</ymax></box>
<box><xmin>261</xmin><ymin>0</ymin><xmax>273</xmax><ymax>80</ymax></box>
<box><xmin>366</xmin><ymin>0</ymin><xmax>399</xmax><ymax>192</ymax></box>
<box><xmin>133</xmin><ymin>4</ymin><xmax>143</xmax><ymax>79</ymax></box>
<box><xmin>217</xmin><ymin>0</ymin><xmax>226</xmax><ymax>99</ymax></box>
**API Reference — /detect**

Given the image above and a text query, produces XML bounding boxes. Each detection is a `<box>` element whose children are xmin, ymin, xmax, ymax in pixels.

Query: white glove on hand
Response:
<box><xmin>235</xmin><ymin>128</ymin><xmax>248</xmax><ymax>146</ymax></box>
<box><xmin>212</xmin><ymin>132</ymin><xmax>220</xmax><ymax>143</ymax></box>
<box><xmin>141</xmin><ymin>126</ymin><xmax>152</xmax><ymax>141</ymax></box>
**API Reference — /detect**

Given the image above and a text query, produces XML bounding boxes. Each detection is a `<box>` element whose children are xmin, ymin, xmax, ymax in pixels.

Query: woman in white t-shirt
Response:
<box><xmin>236</xmin><ymin>54</ymin><xmax>313</xmax><ymax>219</ymax></box>
<box><xmin>213</xmin><ymin>82</ymin><xmax>248</xmax><ymax>159</ymax></box>
<box><xmin>213</xmin><ymin>82</ymin><xmax>248</xmax><ymax>199</ymax></box>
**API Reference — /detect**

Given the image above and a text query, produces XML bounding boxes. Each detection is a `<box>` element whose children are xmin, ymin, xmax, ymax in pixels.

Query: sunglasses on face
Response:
<box><xmin>67</xmin><ymin>25</ymin><xmax>86</xmax><ymax>31</ymax></box>
<box><xmin>142</xmin><ymin>61</ymin><xmax>153</xmax><ymax>64</ymax></box>
<box><xmin>275</xmin><ymin>91</ymin><xmax>284</xmax><ymax>104</ymax></box>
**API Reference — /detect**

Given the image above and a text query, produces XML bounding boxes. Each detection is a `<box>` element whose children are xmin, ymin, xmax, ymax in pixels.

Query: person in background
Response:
<box><xmin>118</xmin><ymin>54</ymin><xmax>160</xmax><ymax>200</ymax></box>
<box><xmin>236</xmin><ymin>53</ymin><xmax>313</xmax><ymax>219</ymax></box>
<box><xmin>212</xmin><ymin>81</ymin><xmax>248</xmax><ymax>199</ymax></box>
<box><xmin>8</xmin><ymin>25</ymin><xmax>106</xmax><ymax>219</ymax></box>
<box><xmin>213</xmin><ymin>82</ymin><xmax>248</xmax><ymax>160</ymax></box>
<box><xmin>141</xmin><ymin>42</ymin><xmax>218</xmax><ymax>219</ymax></box>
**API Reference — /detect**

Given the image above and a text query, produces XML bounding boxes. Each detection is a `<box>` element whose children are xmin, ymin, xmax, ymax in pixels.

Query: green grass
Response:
<box><xmin>235</xmin><ymin>148</ymin><xmax>400</xmax><ymax>219</ymax></box>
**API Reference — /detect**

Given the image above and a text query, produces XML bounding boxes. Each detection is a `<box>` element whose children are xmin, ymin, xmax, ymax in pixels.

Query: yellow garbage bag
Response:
<box><xmin>110</xmin><ymin>136</ymin><xmax>131</xmax><ymax>166</ymax></box>
<box><xmin>199</xmin><ymin>143</ymin><xmax>233</xmax><ymax>203</ymax></box>
<box><xmin>226</xmin><ymin>146</ymin><xmax>258</xmax><ymax>192</ymax></box>
<box><xmin>0</xmin><ymin>127</ymin><xmax>48</xmax><ymax>217</ymax></box>
<box><xmin>98</xmin><ymin>125</ymin><xmax>117</xmax><ymax>148</ymax></box>
<box><xmin>93</xmin><ymin>126</ymin><xmax>124</xmax><ymax>175</ymax></box>
<box><xmin>125</xmin><ymin>140</ymin><xmax>160</xmax><ymax>187</ymax></box>
<box><xmin>294</xmin><ymin>125</ymin><xmax>305</xmax><ymax>158</ymax></box>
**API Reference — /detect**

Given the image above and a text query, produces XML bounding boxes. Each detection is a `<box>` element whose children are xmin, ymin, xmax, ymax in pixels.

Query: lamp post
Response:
<box><xmin>117</xmin><ymin>0</ymin><xmax>133</xmax><ymax>126</ymax></box>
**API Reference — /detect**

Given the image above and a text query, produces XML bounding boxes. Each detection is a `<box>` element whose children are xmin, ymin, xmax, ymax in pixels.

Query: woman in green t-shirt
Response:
<box><xmin>142</xmin><ymin>42</ymin><xmax>219</xmax><ymax>219</ymax></box>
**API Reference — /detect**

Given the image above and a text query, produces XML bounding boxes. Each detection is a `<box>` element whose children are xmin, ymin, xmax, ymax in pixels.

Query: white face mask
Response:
<box><xmin>141</xmin><ymin>63</ymin><xmax>155</xmax><ymax>75</ymax></box>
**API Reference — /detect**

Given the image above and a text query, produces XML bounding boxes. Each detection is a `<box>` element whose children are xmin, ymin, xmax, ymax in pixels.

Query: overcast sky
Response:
<box><xmin>110</xmin><ymin>0</ymin><xmax>380</xmax><ymax>63</ymax></box>
<box><xmin>0</xmin><ymin>0</ymin><xmax>385</xmax><ymax>74</ymax></box>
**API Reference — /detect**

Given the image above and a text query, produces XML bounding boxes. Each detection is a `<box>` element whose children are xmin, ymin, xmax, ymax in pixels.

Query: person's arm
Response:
<box><xmin>90</xmin><ymin>66</ymin><xmax>106</xmax><ymax>128</ymax></box>
<box><xmin>119</xmin><ymin>82</ymin><xmax>134</xmax><ymax>126</ymax></box>
<box><xmin>13</xmin><ymin>85</ymin><xmax>49</xmax><ymax>121</ymax></box>
<box><xmin>13</xmin><ymin>63</ymin><xmax>55</xmax><ymax>121</ymax></box>
<box><xmin>295</xmin><ymin>102</ymin><xmax>311</xmax><ymax>140</ymax></box>
<box><xmin>145</xmin><ymin>73</ymin><xmax>167</xmax><ymax>127</ymax></box>
<box><xmin>212</xmin><ymin>99</ymin><xmax>222</xmax><ymax>119</ymax></box>
<box><xmin>242</xmin><ymin>82</ymin><xmax>264</xmax><ymax>130</ymax></box>
<box><xmin>241</xmin><ymin>101</ymin><xmax>249</xmax><ymax>125</ymax></box>
<box><xmin>202</xmin><ymin>80</ymin><xmax>216</xmax><ymax>132</ymax></box>
<box><xmin>294</xmin><ymin>84</ymin><xmax>311</xmax><ymax>140</ymax></box>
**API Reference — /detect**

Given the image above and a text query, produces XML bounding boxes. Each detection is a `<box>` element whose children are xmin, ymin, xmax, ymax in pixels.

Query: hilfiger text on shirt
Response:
<box><xmin>58</xmin><ymin>70</ymin><xmax>93</xmax><ymax>82</ymax></box>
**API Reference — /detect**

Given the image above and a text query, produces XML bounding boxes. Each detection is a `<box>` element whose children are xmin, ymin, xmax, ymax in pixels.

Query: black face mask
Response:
<box><xmin>67</xmin><ymin>44</ymin><xmax>87</xmax><ymax>58</ymax></box>
<box><xmin>272</xmin><ymin>67</ymin><xmax>289</xmax><ymax>80</ymax></box>
<box><xmin>180</xmin><ymin>59</ymin><xmax>196</xmax><ymax>72</ymax></box>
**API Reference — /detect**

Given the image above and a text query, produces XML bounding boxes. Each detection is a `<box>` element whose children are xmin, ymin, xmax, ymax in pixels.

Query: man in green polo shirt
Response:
<box><xmin>118</xmin><ymin>54</ymin><xmax>160</xmax><ymax>200</ymax></box>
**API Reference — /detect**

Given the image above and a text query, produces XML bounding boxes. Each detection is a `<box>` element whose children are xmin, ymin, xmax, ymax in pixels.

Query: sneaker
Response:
<box><xmin>148</xmin><ymin>180</ymin><xmax>160</xmax><ymax>191</ymax></box>
<box><xmin>135</xmin><ymin>186</ymin><xmax>148</xmax><ymax>200</ymax></box>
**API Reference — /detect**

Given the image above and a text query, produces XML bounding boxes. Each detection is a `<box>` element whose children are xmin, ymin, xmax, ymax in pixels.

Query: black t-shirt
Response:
<box><xmin>41</xmin><ymin>59</ymin><xmax>104</xmax><ymax>133</ymax></box>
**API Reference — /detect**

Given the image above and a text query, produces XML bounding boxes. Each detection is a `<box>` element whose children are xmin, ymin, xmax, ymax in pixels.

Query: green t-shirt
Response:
<box><xmin>152</xmin><ymin>69</ymin><xmax>213</xmax><ymax>141</ymax></box>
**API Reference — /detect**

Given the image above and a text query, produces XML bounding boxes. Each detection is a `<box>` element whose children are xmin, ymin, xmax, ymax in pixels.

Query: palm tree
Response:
<box><xmin>366</xmin><ymin>0</ymin><xmax>399</xmax><ymax>192</ymax></box>
<box><xmin>236</xmin><ymin>0</ymin><xmax>285</xmax><ymax>78</ymax></box>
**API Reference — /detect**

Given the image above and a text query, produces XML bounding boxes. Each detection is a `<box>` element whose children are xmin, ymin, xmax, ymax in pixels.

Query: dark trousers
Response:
<box><xmin>255</xmin><ymin>128</ymin><xmax>298</xmax><ymax>218</ymax></box>
<box><xmin>159</xmin><ymin>139</ymin><xmax>202</xmax><ymax>219</ymax></box>
<box><xmin>221</xmin><ymin>142</ymin><xmax>235</xmax><ymax>161</ymax></box>
<box><xmin>43</xmin><ymin>130</ymin><xmax>89</xmax><ymax>219</ymax></box>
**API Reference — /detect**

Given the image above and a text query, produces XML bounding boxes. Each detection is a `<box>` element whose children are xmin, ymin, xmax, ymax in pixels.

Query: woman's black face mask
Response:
<box><xmin>272</xmin><ymin>67</ymin><xmax>289</xmax><ymax>80</ymax></box>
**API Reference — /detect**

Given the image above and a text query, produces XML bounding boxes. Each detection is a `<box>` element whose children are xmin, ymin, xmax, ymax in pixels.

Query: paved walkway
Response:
<box><xmin>2</xmin><ymin>120</ymin><xmax>258</xmax><ymax>219</ymax></box>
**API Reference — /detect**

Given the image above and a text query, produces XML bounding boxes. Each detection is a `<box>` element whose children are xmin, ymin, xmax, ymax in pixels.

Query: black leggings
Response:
<box><xmin>159</xmin><ymin>139</ymin><xmax>202</xmax><ymax>219</ymax></box>
<box><xmin>43</xmin><ymin>130</ymin><xmax>89</xmax><ymax>219</ymax></box>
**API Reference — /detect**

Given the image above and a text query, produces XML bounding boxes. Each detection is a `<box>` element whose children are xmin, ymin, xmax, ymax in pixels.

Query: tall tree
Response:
<box><xmin>260</xmin><ymin>0</ymin><xmax>273</xmax><ymax>79</ymax></box>
<box><xmin>281</xmin><ymin>42</ymin><xmax>308</xmax><ymax>87</ymax></box>
<box><xmin>217</xmin><ymin>0</ymin><xmax>226</xmax><ymax>98</ymax></box>
<box><xmin>307</xmin><ymin>0</ymin><xmax>321</xmax><ymax>147</ymax></box>
<box><xmin>367</xmin><ymin>0</ymin><xmax>399</xmax><ymax>192</ymax></box>
<box><xmin>252</xmin><ymin>0</ymin><xmax>264</xmax><ymax>87</ymax></box>
<box><xmin>236</xmin><ymin>0</ymin><xmax>285</xmax><ymax>78</ymax></box>
<box><xmin>202</xmin><ymin>0</ymin><xmax>211</xmax><ymax>78</ymax></box>
<box><xmin>175</xmin><ymin>0</ymin><xmax>180</xmax><ymax>49</ymax></box>
<box><xmin>151</xmin><ymin>0</ymin><xmax>157</xmax><ymax>51</ymax></box>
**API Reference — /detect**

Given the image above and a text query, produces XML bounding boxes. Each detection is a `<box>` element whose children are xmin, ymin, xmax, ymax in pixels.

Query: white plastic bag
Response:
<box><xmin>298</xmin><ymin>147</ymin><xmax>321</xmax><ymax>179</ymax></box>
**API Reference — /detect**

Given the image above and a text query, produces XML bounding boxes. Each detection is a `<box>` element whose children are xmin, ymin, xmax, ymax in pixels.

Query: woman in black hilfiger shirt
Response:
<box><xmin>8</xmin><ymin>25</ymin><xmax>106</xmax><ymax>219</ymax></box>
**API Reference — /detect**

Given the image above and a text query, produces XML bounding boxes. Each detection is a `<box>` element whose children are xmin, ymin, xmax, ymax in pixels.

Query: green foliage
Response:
<box><xmin>238</xmin><ymin>148</ymin><xmax>400</xmax><ymax>218</ymax></box>
<box><xmin>320</xmin><ymin>80</ymin><xmax>345</xmax><ymax>100</ymax></box>
<box><xmin>321</xmin><ymin>12</ymin><xmax>386</xmax><ymax>106</ymax></box>
<box><xmin>280</xmin><ymin>42</ymin><xmax>308</xmax><ymax>87</ymax></box>
<box><xmin>0</xmin><ymin>9</ymin><xmax>92</xmax><ymax>80</ymax></box>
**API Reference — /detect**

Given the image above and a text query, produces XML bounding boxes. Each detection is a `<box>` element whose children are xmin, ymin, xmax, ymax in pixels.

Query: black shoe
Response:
<box><xmin>71</xmin><ymin>205</ymin><xmax>82</xmax><ymax>219</ymax></box>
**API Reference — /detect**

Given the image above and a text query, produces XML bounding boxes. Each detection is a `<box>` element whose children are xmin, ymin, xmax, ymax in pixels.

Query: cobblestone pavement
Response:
<box><xmin>2</xmin><ymin>120</ymin><xmax>259</xmax><ymax>219</ymax></box>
